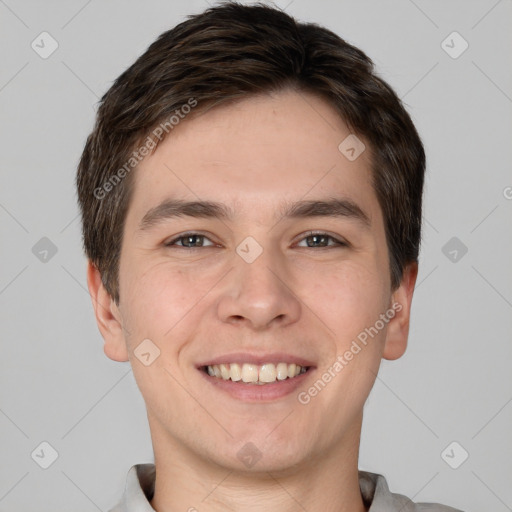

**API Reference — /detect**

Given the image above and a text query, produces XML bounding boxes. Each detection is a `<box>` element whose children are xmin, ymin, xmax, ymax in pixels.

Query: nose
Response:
<box><xmin>216</xmin><ymin>244</ymin><xmax>302</xmax><ymax>331</ymax></box>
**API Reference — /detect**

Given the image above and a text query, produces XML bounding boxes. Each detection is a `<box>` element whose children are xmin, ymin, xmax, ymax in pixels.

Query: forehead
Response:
<box><xmin>126</xmin><ymin>89</ymin><xmax>379</xmax><ymax>227</ymax></box>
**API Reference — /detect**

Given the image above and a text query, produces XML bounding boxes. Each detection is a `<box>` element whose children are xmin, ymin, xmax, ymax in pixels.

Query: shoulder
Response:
<box><xmin>359</xmin><ymin>471</ymin><xmax>464</xmax><ymax>512</ymax></box>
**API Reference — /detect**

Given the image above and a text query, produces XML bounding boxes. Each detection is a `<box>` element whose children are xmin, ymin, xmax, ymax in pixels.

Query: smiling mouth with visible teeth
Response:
<box><xmin>202</xmin><ymin>362</ymin><xmax>309</xmax><ymax>385</ymax></box>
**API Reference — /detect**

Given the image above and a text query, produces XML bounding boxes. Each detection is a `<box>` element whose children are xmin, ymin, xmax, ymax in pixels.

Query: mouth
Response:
<box><xmin>197</xmin><ymin>354</ymin><xmax>315</xmax><ymax>401</ymax></box>
<box><xmin>201</xmin><ymin>362</ymin><xmax>310</xmax><ymax>385</ymax></box>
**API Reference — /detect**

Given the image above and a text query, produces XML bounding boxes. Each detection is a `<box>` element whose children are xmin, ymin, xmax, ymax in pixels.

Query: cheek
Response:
<box><xmin>300</xmin><ymin>259</ymin><xmax>390</xmax><ymax>335</ymax></box>
<box><xmin>120</xmin><ymin>258</ymin><xmax>220</xmax><ymax>345</ymax></box>
<box><xmin>118</xmin><ymin>263</ymin><xmax>207</xmax><ymax>414</ymax></box>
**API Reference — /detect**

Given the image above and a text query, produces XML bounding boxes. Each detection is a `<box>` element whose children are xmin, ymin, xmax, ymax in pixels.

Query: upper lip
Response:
<box><xmin>197</xmin><ymin>352</ymin><xmax>316</xmax><ymax>368</ymax></box>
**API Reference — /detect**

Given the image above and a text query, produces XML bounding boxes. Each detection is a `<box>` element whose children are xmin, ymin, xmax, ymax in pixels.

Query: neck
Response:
<box><xmin>149</xmin><ymin>416</ymin><xmax>367</xmax><ymax>512</ymax></box>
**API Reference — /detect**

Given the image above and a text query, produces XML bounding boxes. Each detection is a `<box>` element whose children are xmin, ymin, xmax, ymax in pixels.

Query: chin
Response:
<box><xmin>208</xmin><ymin>433</ymin><xmax>311</xmax><ymax>474</ymax></box>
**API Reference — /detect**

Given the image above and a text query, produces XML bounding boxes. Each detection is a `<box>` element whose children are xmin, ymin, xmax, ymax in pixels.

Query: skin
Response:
<box><xmin>87</xmin><ymin>89</ymin><xmax>418</xmax><ymax>512</ymax></box>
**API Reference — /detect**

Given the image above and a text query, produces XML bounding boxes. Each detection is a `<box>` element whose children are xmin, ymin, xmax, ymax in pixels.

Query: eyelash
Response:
<box><xmin>164</xmin><ymin>231</ymin><xmax>348</xmax><ymax>250</ymax></box>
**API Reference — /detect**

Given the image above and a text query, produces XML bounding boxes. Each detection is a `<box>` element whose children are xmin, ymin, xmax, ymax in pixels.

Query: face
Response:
<box><xmin>89</xmin><ymin>89</ymin><xmax>417</xmax><ymax>473</ymax></box>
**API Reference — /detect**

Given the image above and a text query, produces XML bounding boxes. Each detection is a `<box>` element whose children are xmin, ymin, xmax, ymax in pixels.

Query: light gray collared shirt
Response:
<box><xmin>109</xmin><ymin>464</ymin><xmax>463</xmax><ymax>512</ymax></box>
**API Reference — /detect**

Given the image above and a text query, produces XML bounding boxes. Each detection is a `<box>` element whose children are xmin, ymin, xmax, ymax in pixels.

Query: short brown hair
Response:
<box><xmin>77</xmin><ymin>2</ymin><xmax>425</xmax><ymax>304</ymax></box>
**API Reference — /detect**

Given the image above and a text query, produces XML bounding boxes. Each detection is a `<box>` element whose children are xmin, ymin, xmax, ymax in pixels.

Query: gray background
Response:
<box><xmin>1</xmin><ymin>0</ymin><xmax>511</xmax><ymax>510</ymax></box>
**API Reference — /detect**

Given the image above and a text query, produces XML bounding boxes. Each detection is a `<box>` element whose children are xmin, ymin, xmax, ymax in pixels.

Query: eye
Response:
<box><xmin>164</xmin><ymin>232</ymin><xmax>216</xmax><ymax>248</ymax></box>
<box><xmin>163</xmin><ymin>231</ymin><xmax>347</xmax><ymax>250</ymax></box>
<box><xmin>296</xmin><ymin>231</ymin><xmax>347</xmax><ymax>248</ymax></box>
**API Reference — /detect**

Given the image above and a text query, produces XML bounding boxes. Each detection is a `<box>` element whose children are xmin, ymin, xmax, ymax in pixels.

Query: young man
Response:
<box><xmin>77</xmin><ymin>3</ymin><xmax>462</xmax><ymax>511</ymax></box>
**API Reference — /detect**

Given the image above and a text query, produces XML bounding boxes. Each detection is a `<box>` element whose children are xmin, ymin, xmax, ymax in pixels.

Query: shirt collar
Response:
<box><xmin>111</xmin><ymin>463</ymin><xmax>418</xmax><ymax>512</ymax></box>
<box><xmin>113</xmin><ymin>464</ymin><xmax>156</xmax><ymax>512</ymax></box>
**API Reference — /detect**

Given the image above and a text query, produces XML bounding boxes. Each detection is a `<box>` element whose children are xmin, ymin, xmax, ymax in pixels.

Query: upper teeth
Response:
<box><xmin>206</xmin><ymin>363</ymin><xmax>307</xmax><ymax>384</ymax></box>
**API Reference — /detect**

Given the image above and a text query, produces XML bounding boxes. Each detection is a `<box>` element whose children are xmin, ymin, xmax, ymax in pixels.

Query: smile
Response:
<box><xmin>203</xmin><ymin>362</ymin><xmax>309</xmax><ymax>385</ymax></box>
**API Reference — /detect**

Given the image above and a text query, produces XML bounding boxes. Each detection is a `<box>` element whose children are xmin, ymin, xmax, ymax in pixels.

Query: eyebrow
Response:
<box><xmin>138</xmin><ymin>197</ymin><xmax>371</xmax><ymax>232</ymax></box>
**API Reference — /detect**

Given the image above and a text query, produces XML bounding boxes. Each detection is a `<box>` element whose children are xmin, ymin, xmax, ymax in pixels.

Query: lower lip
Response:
<box><xmin>198</xmin><ymin>368</ymin><xmax>314</xmax><ymax>402</ymax></box>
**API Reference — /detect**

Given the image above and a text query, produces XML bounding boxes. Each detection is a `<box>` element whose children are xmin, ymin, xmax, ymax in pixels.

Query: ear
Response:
<box><xmin>86</xmin><ymin>260</ymin><xmax>129</xmax><ymax>362</ymax></box>
<box><xmin>382</xmin><ymin>262</ymin><xmax>418</xmax><ymax>361</ymax></box>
